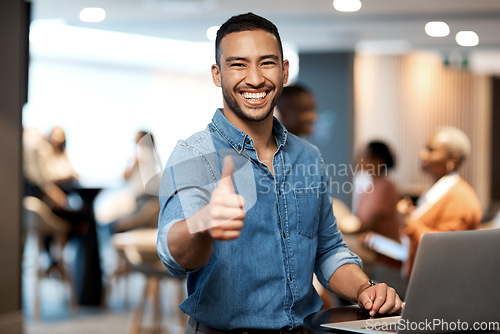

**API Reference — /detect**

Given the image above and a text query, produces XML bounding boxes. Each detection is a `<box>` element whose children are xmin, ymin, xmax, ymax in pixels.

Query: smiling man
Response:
<box><xmin>157</xmin><ymin>12</ymin><xmax>402</xmax><ymax>333</ymax></box>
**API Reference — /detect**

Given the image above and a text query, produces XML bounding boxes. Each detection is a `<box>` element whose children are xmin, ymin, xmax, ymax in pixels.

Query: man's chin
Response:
<box><xmin>247</xmin><ymin>113</ymin><xmax>272</xmax><ymax>122</ymax></box>
<box><xmin>238</xmin><ymin>106</ymin><xmax>273</xmax><ymax>122</ymax></box>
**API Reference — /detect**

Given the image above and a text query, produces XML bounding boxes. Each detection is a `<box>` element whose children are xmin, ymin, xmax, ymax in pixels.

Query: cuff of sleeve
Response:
<box><xmin>316</xmin><ymin>250</ymin><xmax>363</xmax><ymax>291</ymax></box>
<box><xmin>157</xmin><ymin>219</ymin><xmax>198</xmax><ymax>277</ymax></box>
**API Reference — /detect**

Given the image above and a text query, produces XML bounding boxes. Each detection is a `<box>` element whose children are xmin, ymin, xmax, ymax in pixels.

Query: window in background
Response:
<box><xmin>24</xmin><ymin>20</ymin><xmax>220</xmax><ymax>188</ymax></box>
<box><xmin>25</xmin><ymin>20</ymin><xmax>299</xmax><ymax>189</ymax></box>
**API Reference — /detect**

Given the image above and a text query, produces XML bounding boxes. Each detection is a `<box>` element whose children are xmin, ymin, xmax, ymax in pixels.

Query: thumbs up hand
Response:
<box><xmin>207</xmin><ymin>155</ymin><xmax>246</xmax><ymax>240</ymax></box>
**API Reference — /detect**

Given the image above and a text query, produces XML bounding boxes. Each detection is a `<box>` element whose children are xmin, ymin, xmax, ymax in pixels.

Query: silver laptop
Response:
<box><xmin>322</xmin><ymin>229</ymin><xmax>500</xmax><ymax>333</ymax></box>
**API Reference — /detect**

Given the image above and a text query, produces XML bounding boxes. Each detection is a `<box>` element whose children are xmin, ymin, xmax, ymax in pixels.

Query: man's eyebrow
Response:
<box><xmin>225</xmin><ymin>55</ymin><xmax>280</xmax><ymax>62</ymax></box>
<box><xmin>260</xmin><ymin>54</ymin><xmax>280</xmax><ymax>61</ymax></box>
<box><xmin>225</xmin><ymin>56</ymin><xmax>248</xmax><ymax>62</ymax></box>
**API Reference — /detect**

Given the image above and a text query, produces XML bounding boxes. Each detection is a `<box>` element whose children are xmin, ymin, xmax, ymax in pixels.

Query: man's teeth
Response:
<box><xmin>242</xmin><ymin>92</ymin><xmax>267</xmax><ymax>100</ymax></box>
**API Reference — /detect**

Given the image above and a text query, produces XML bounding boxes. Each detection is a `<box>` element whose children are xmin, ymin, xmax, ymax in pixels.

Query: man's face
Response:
<box><xmin>211</xmin><ymin>30</ymin><xmax>289</xmax><ymax>122</ymax></box>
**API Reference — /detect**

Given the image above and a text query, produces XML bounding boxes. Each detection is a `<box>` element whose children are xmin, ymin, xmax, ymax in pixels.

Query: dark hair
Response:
<box><xmin>367</xmin><ymin>141</ymin><xmax>395</xmax><ymax>171</ymax></box>
<box><xmin>277</xmin><ymin>84</ymin><xmax>312</xmax><ymax>111</ymax></box>
<box><xmin>215</xmin><ymin>12</ymin><xmax>283</xmax><ymax>66</ymax></box>
<box><xmin>281</xmin><ymin>84</ymin><xmax>311</xmax><ymax>98</ymax></box>
<box><xmin>137</xmin><ymin>130</ymin><xmax>156</xmax><ymax>148</ymax></box>
<box><xmin>280</xmin><ymin>83</ymin><xmax>311</xmax><ymax>100</ymax></box>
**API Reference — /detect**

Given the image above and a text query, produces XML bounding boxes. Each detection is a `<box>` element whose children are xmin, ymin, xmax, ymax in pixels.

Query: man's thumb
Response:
<box><xmin>220</xmin><ymin>155</ymin><xmax>235</xmax><ymax>192</ymax></box>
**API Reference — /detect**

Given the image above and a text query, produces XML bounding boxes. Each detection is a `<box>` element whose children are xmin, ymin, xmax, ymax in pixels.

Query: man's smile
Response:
<box><xmin>238</xmin><ymin>88</ymin><xmax>272</xmax><ymax>107</ymax></box>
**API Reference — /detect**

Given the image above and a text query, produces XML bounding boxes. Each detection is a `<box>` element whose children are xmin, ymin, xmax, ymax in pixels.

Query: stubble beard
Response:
<box><xmin>222</xmin><ymin>83</ymin><xmax>283</xmax><ymax>123</ymax></box>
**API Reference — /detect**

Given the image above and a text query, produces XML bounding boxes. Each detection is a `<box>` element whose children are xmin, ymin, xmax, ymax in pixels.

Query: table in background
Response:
<box><xmin>304</xmin><ymin>305</ymin><xmax>376</xmax><ymax>334</ymax></box>
<box><xmin>72</xmin><ymin>187</ymin><xmax>102</xmax><ymax>306</ymax></box>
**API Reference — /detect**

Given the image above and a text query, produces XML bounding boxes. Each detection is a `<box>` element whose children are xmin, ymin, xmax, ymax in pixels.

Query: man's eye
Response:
<box><xmin>230</xmin><ymin>63</ymin><xmax>245</xmax><ymax>67</ymax></box>
<box><xmin>262</xmin><ymin>61</ymin><xmax>276</xmax><ymax>66</ymax></box>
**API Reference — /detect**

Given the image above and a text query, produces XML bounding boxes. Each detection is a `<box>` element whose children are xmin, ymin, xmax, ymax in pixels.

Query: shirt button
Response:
<box><xmin>237</xmin><ymin>145</ymin><xmax>241</xmax><ymax>151</ymax></box>
<box><xmin>245</xmin><ymin>138</ymin><xmax>251</xmax><ymax>145</ymax></box>
<box><xmin>278</xmin><ymin>189</ymin><xmax>282</xmax><ymax>195</ymax></box>
<box><xmin>289</xmin><ymin>274</ymin><xmax>292</xmax><ymax>281</ymax></box>
<box><xmin>282</xmin><ymin>232</ymin><xmax>286</xmax><ymax>239</ymax></box>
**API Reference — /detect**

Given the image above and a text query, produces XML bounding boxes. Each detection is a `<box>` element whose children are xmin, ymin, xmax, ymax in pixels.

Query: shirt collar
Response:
<box><xmin>273</xmin><ymin>116</ymin><xmax>288</xmax><ymax>151</ymax></box>
<box><xmin>211</xmin><ymin>108</ymin><xmax>288</xmax><ymax>154</ymax></box>
<box><xmin>412</xmin><ymin>172</ymin><xmax>460</xmax><ymax>219</ymax></box>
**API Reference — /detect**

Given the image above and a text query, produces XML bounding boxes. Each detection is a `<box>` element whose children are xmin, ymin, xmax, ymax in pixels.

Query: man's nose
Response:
<box><xmin>245</xmin><ymin>66</ymin><xmax>265</xmax><ymax>87</ymax></box>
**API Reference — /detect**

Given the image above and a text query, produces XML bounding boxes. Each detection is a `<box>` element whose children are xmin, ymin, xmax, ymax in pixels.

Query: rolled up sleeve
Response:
<box><xmin>156</xmin><ymin>142</ymin><xmax>217</xmax><ymax>277</ymax></box>
<box><xmin>314</xmin><ymin>160</ymin><xmax>362</xmax><ymax>289</ymax></box>
<box><xmin>157</xmin><ymin>218</ymin><xmax>189</xmax><ymax>277</ymax></box>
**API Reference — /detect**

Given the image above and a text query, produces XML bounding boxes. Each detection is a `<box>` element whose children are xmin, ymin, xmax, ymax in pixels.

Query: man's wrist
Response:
<box><xmin>357</xmin><ymin>279</ymin><xmax>377</xmax><ymax>299</ymax></box>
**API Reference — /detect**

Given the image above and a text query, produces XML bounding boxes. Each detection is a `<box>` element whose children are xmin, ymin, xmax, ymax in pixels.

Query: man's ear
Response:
<box><xmin>282</xmin><ymin>59</ymin><xmax>290</xmax><ymax>85</ymax></box>
<box><xmin>211</xmin><ymin>64</ymin><xmax>222</xmax><ymax>87</ymax></box>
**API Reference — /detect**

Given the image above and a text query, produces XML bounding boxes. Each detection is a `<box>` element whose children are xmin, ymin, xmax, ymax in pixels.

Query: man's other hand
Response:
<box><xmin>358</xmin><ymin>283</ymin><xmax>403</xmax><ymax>316</ymax></box>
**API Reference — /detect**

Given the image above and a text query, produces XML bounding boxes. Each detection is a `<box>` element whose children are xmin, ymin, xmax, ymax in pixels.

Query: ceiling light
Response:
<box><xmin>356</xmin><ymin>39</ymin><xmax>412</xmax><ymax>55</ymax></box>
<box><xmin>424</xmin><ymin>21</ymin><xmax>450</xmax><ymax>37</ymax></box>
<box><xmin>333</xmin><ymin>0</ymin><xmax>362</xmax><ymax>12</ymax></box>
<box><xmin>79</xmin><ymin>7</ymin><xmax>106</xmax><ymax>23</ymax></box>
<box><xmin>206</xmin><ymin>25</ymin><xmax>219</xmax><ymax>42</ymax></box>
<box><xmin>456</xmin><ymin>31</ymin><xmax>479</xmax><ymax>47</ymax></box>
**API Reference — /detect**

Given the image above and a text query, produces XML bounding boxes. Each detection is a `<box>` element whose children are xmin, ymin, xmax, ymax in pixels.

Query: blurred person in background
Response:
<box><xmin>95</xmin><ymin>130</ymin><xmax>162</xmax><ymax>305</ymax></box>
<box><xmin>24</xmin><ymin>126</ymin><xmax>80</xmax><ymax>209</ymax></box>
<box><xmin>397</xmin><ymin>126</ymin><xmax>482</xmax><ymax>277</ymax></box>
<box><xmin>277</xmin><ymin>83</ymin><xmax>337</xmax><ymax>308</ymax></box>
<box><xmin>355</xmin><ymin>141</ymin><xmax>401</xmax><ymax>255</ymax></box>
<box><xmin>352</xmin><ymin>141</ymin><xmax>407</xmax><ymax>298</ymax></box>
<box><xmin>276</xmin><ymin>84</ymin><xmax>317</xmax><ymax>138</ymax></box>
<box><xmin>23</xmin><ymin>126</ymin><xmax>85</xmax><ymax>271</ymax></box>
<box><xmin>108</xmin><ymin>130</ymin><xmax>160</xmax><ymax>233</ymax></box>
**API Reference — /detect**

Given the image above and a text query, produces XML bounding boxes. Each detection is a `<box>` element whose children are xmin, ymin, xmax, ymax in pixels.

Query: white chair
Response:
<box><xmin>111</xmin><ymin>229</ymin><xmax>187</xmax><ymax>334</ymax></box>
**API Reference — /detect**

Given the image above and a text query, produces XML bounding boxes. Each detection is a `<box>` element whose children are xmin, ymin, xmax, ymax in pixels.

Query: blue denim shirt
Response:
<box><xmin>157</xmin><ymin>109</ymin><xmax>361</xmax><ymax>330</ymax></box>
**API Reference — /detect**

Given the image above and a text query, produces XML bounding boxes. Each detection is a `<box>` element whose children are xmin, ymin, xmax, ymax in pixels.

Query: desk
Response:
<box><xmin>303</xmin><ymin>305</ymin><xmax>499</xmax><ymax>334</ymax></box>
<box><xmin>72</xmin><ymin>187</ymin><xmax>102</xmax><ymax>306</ymax></box>
<box><xmin>303</xmin><ymin>305</ymin><xmax>375</xmax><ymax>333</ymax></box>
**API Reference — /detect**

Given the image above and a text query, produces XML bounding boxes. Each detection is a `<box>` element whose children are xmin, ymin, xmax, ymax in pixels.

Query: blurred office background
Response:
<box><xmin>2</xmin><ymin>0</ymin><xmax>500</xmax><ymax>333</ymax></box>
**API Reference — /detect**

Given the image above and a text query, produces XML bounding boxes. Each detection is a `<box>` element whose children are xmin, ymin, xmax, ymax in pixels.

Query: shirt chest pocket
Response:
<box><xmin>293</xmin><ymin>186</ymin><xmax>322</xmax><ymax>238</ymax></box>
